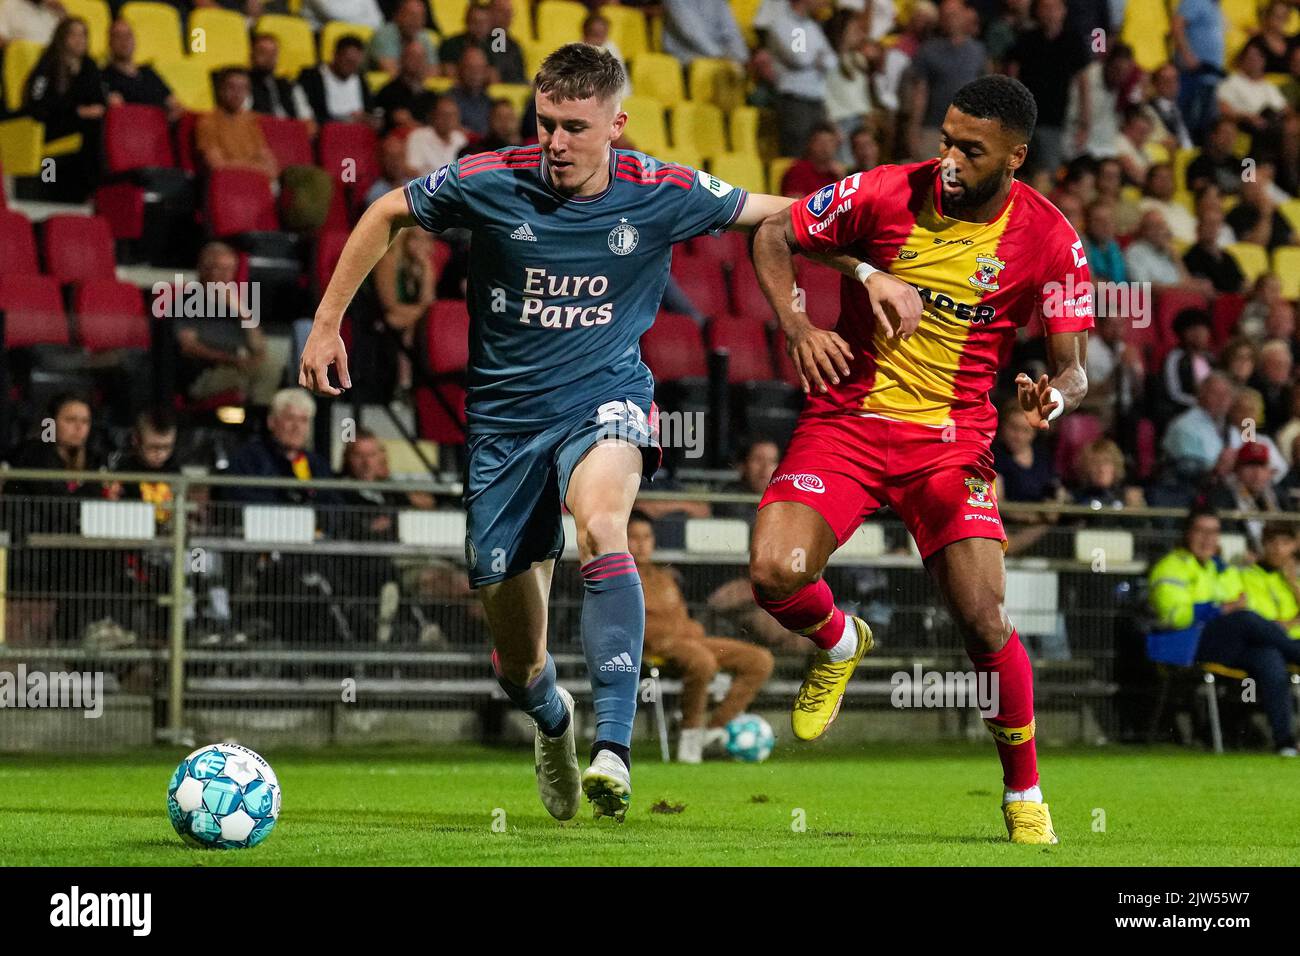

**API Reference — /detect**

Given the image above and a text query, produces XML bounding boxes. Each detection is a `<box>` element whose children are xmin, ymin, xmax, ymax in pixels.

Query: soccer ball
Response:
<box><xmin>724</xmin><ymin>714</ymin><xmax>775</xmax><ymax>763</ymax></box>
<box><xmin>167</xmin><ymin>743</ymin><xmax>281</xmax><ymax>849</ymax></box>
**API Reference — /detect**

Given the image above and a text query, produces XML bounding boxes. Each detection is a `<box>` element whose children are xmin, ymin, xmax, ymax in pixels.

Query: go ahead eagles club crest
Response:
<box><xmin>964</xmin><ymin>476</ymin><xmax>994</xmax><ymax>509</ymax></box>
<box><xmin>967</xmin><ymin>253</ymin><xmax>1006</xmax><ymax>293</ymax></box>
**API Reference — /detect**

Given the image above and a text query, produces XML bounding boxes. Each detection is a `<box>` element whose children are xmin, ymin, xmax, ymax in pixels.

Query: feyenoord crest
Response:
<box><xmin>964</xmin><ymin>476</ymin><xmax>994</xmax><ymax>509</ymax></box>
<box><xmin>967</xmin><ymin>253</ymin><xmax>1006</xmax><ymax>292</ymax></box>
<box><xmin>608</xmin><ymin>218</ymin><xmax>639</xmax><ymax>255</ymax></box>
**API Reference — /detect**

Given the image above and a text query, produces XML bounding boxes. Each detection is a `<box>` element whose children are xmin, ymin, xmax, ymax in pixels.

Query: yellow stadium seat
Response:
<box><xmin>487</xmin><ymin>82</ymin><xmax>533</xmax><ymax>115</ymax></box>
<box><xmin>598</xmin><ymin>4</ymin><xmax>648</xmax><ymax>61</ymax></box>
<box><xmin>519</xmin><ymin>36</ymin><xmax>550</xmax><ymax>79</ymax></box>
<box><xmin>1273</xmin><ymin>247</ymin><xmax>1300</xmax><ymax>299</ymax></box>
<box><xmin>1225</xmin><ymin>242</ymin><xmax>1270</xmax><ymax>285</ymax></box>
<box><xmin>1144</xmin><ymin>140</ymin><xmax>1170</xmax><ymax>166</ymax></box>
<box><xmin>768</xmin><ymin>156</ymin><xmax>795</xmax><ymax>193</ymax></box>
<box><xmin>62</xmin><ymin>0</ymin><xmax>111</xmax><ymax>64</ymax></box>
<box><xmin>629</xmin><ymin>51</ymin><xmax>684</xmax><ymax>107</ymax></box>
<box><xmin>658</xmin><ymin>145</ymin><xmax>702</xmax><ymax>169</ymax></box>
<box><xmin>366</xmin><ymin>70</ymin><xmax>392</xmax><ymax>94</ymax></box>
<box><xmin>1280</xmin><ymin>198</ymin><xmax>1300</xmax><ymax>237</ymax></box>
<box><xmin>320</xmin><ymin>21</ymin><xmax>375</xmax><ymax>62</ymax></box>
<box><xmin>729</xmin><ymin>104</ymin><xmax>761</xmax><ymax>155</ymax></box>
<box><xmin>730</xmin><ymin>0</ymin><xmax>762</xmax><ymax>48</ymax></box>
<box><xmin>189</xmin><ymin>8</ymin><xmax>250</xmax><ymax>71</ymax></box>
<box><xmin>2</xmin><ymin>39</ymin><xmax>42</xmax><ymax>113</ymax></box>
<box><xmin>255</xmin><ymin>15</ymin><xmax>316</xmax><ymax>79</ymax></box>
<box><xmin>1119</xmin><ymin>0</ymin><xmax>1169</xmax><ymax>72</ymax></box>
<box><xmin>670</xmin><ymin>101</ymin><xmax>727</xmax><ymax>161</ymax></box>
<box><xmin>430</xmin><ymin>0</ymin><xmax>470</xmax><ymax>37</ymax></box>
<box><xmin>1221</xmin><ymin>193</ymin><xmax>1240</xmax><ymax>214</ymax></box>
<box><xmin>154</xmin><ymin>57</ymin><xmax>214</xmax><ymax>112</ymax></box>
<box><xmin>1221</xmin><ymin>0</ymin><xmax>1258</xmax><ymax>33</ymax></box>
<box><xmin>120</xmin><ymin>2</ymin><xmax>186</xmax><ymax>66</ymax></box>
<box><xmin>688</xmin><ymin>57</ymin><xmax>746</xmax><ymax>111</ymax></box>
<box><xmin>536</xmin><ymin>0</ymin><xmax>586</xmax><ymax>50</ymax></box>
<box><xmin>424</xmin><ymin>75</ymin><xmax>455</xmax><ymax>94</ymax></box>
<box><xmin>0</xmin><ymin>117</ymin><xmax>77</xmax><ymax>176</ymax></box>
<box><xmin>1173</xmin><ymin>146</ymin><xmax>1198</xmax><ymax>191</ymax></box>
<box><xmin>621</xmin><ymin>94</ymin><xmax>669</xmax><ymax>155</ymax></box>
<box><xmin>708</xmin><ymin>151</ymin><xmax>766</xmax><ymax>194</ymax></box>
<box><xmin>1232</xmin><ymin>131</ymin><xmax>1251</xmax><ymax>158</ymax></box>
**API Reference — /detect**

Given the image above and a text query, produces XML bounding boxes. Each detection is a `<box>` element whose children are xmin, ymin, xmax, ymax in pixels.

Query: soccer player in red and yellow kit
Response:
<box><xmin>749</xmin><ymin>76</ymin><xmax>1092</xmax><ymax>844</ymax></box>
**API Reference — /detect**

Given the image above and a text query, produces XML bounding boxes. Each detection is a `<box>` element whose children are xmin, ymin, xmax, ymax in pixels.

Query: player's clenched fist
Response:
<box><xmin>786</xmin><ymin>323</ymin><xmax>854</xmax><ymax>395</ymax></box>
<box><xmin>298</xmin><ymin>322</ymin><xmax>352</xmax><ymax>396</ymax></box>
<box><xmin>863</xmin><ymin>270</ymin><xmax>923</xmax><ymax>340</ymax></box>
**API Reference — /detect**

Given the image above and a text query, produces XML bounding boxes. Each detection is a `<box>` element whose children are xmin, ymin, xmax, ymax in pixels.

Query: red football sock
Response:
<box><xmin>968</xmin><ymin>629</ymin><xmax>1038</xmax><ymax>791</ymax></box>
<box><xmin>752</xmin><ymin>578</ymin><xmax>846</xmax><ymax>650</ymax></box>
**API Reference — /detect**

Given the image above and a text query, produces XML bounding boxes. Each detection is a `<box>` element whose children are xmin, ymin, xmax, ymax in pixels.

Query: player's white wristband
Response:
<box><xmin>1047</xmin><ymin>387</ymin><xmax>1065</xmax><ymax>422</ymax></box>
<box><xmin>855</xmin><ymin>261</ymin><xmax>879</xmax><ymax>283</ymax></box>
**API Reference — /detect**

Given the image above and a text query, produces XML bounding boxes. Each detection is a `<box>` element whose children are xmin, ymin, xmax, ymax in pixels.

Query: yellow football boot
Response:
<box><xmin>1003</xmin><ymin>800</ymin><xmax>1059</xmax><ymax>845</ymax></box>
<box><xmin>791</xmin><ymin>616</ymin><xmax>873</xmax><ymax>741</ymax></box>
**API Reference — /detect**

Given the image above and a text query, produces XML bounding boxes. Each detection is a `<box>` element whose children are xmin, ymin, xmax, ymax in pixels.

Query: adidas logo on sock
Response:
<box><xmin>510</xmin><ymin>222</ymin><xmax>537</xmax><ymax>241</ymax></box>
<box><xmin>599</xmin><ymin>652</ymin><xmax>636</xmax><ymax>673</ymax></box>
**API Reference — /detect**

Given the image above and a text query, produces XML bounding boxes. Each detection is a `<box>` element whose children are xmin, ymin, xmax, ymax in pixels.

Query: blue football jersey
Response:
<box><xmin>402</xmin><ymin>145</ymin><xmax>748</xmax><ymax>432</ymax></box>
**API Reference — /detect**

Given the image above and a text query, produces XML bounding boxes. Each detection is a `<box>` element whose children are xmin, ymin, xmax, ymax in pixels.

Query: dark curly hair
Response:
<box><xmin>950</xmin><ymin>75</ymin><xmax>1038</xmax><ymax>141</ymax></box>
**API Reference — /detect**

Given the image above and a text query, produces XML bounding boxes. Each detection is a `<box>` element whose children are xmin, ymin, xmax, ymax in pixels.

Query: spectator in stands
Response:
<box><xmin>1262</xmin><ymin>298</ymin><xmax>1299</xmax><ymax>364</ymax></box>
<box><xmin>22</xmin><ymin>17</ymin><xmax>106</xmax><ymax>202</ymax></box>
<box><xmin>1238</xmin><ymin>272</ymin><xmax>1285</xmax><ymax>342</ymax></box>
<box><xmin>1220</xmin><ymin>337</ymin><xmax>1258</xmax><ymax>388</ymax></box>
<box><xmin>1081</xmin><ymin>312</ymin><xmax>1145</xmax><ymax>432</ymax></box>
<box><xmin>1277</xmin><ymin>433</ymin><xmax>1300</xmax><ymax>506</ymax></box>
<box><xmin>301</xmin><ymin>0</ymin><xmax>384</xmax><ymax>30</ymax></box>
<box><xmin>629</xmin><ymin>511</ymin><xmax>775</xmax><ymax>763</ymax></box>
<box><xmin>1216</xmin><ymin>41</ymin><xmax>1288</xmax><ymax>152</ymax></box>
<box><xmin>1183</xmin><ymin>200</ymin><xmax>1244</xmax><ymax>292</ymax></box>
<box><xmin>1247</xmin><ymin>339</ymin><xmax>1294</xmax><ymax>435</ymax></box>
<box><xmin>1147</xmin><ymin>506</ymin><xmax>1300</xmax><ymax>756</ymax></box>
<box><xmin>1274</xmin><ymin>388</ymin><xmax>1300</xmax><ymax>469</ymax></box>
<box><xmin>893</xmin><ymin>0</ymin><xmax>936</xmax><ymax>58</ymax></box>
<box><xmin>780</xmin><ymin>122</ymin><xmax>844</xmax><ymax>197</ymax></box>
<box><xmin>860</xmin><ymin>30</ymin><xmax>910</xmax><ymax>143</ymax></box>
<box><xmin>223</xmin><ymin>389</ymin><xmax>341</xmax><ymax>508</ymax></box>
<box><xmin>1241</xmin><ymin>525</ymin><xmax>1300</xmax><ymax>646</ymax></box>
<box><xmin>299</xmin><ymin>35</ymin><xmax>380</xmax><ymax>128</ymax></box>
<box><xmin>375</xmin><ymin>39</ymin><xmax>438</xmax><ymax>134</ymax></box>
<box><xmin>993</xmin><ymin>397</ymin><xmax>1064</xmax><ymax>555</ymax></box>
<box><xmin>1163</xmin><ymin>309</ymin><xmax>1216</xmax><ymax>413</ymax></box>
<box><xmin>1094</xmin><ymin>155</ymin><xmax>1141</xmax><ymax>235</ymax></box>
<box><xmin>1246</xmin><ymin>0</ymin><xmax>1297</xmax><ymax>74</ymax></box>
<box><xmin>982</xmin><ymin>0</ymin><xmax>1032</xmax><ymax>66</ymax></box>
<box><xmin>366</xmin><ymin>134</ymin><xmax>414</xmax><ymax>206</ymax></box>
<box><xmin>663</xmin><ymin>0</ymin><xmax>748</xmax><ymax>66</ymax></box>
<box><xmin>373</xmin><ymin>225</ymin><xmax>435</xmax><ymax>393</ymax></box>
<box><xmin>1063</xmin><ymin>41</ymin><xmax>1136</xmax><ymax>162</ymax></box>
<box><xmin>1113</xmin><ymin>105</ymin><xmax>1156</xmax><ymax>187</ymax></box>
<box><xmin>1</xmin><ymin>392</ymin><xmax>106</xmax><ymax>516</ymax></box>
<box><xmin>1211</xmin><ymin>440</ymin><xmax>1283</xmax><ymax>556</ymax></box>
<box><xmin>459</xmin><ymin>96</ymin><xmax>520</xmax><ymax>155</ymax></box>
<box><xmin>1082</xmin><ymin>201</ymin><xmax>1128</xmax><ymax>284</ymax></box>
<box><xmin>102</xmin><ymin>18</ymin><xmax>181</xmax><ymax>121</ymax></box>
<box><xmin>248</xmin><ymin>33</ymin><xmax>314</xmax><ymax>129</ymax></box>
<box><xmin>1004</xmin><ymin>0</ymin><xmax>1089</xmax><ymax>177</ymax></box>
<box><xmin>406</xmin><ymin>95</ymin><xmax>468</xmax><ymax>174</ymax></box>
<box><xmin>1226</xmin><ymin>162</ymin><xmax>1295</xmax><ymax>251</ymax></box>
<box><xmin>1171</xmin><ymin>0</ymin><xmax>1228</xmax><ymax>141</ymax></box>
<box><xmin>0</xmin><ymin>0</ymin><xmax>60</xmax><ymax>46</ymax></box>
<box><xmin>1186</xmin><ymin>117</ymin><xmax>1244</xmax><ymax>196</ymax></box>
<box><xmin>1147</xmin><ymin>62</ymin><xmax>1194</xmax><ymax>153</ymax></box>
<box><xmin>582</xmin><ymin>13</ymin><xmax>629</xmax><ymax>95</ymax></box>
<box><xmin>177</xmin><ymin>242</ymin><xmax>286</xmax><ymax>408</ymax></box>
<box><xmin>1125</xmin><ymin>209</ymin><xmax>1215</xmax><ymax>295</ymax></box>
<box><xmin>1226</xmin><ymin>385</ymin><xmax>1287</xmax><ymax>472</ymax></box>
<box><xmin>1052</xmin><ymin>191</ymin><xmax>1085</xmax><ymax>235</ymax></box>
<box><xmin>1140</xmin><ymin>163</ymin><xmax>1197</xmax><ymax>244</ymax></box>
<box><xmin>371</xmin><ymin>0</ymin><xmax>438</xmax><ymax>76</ymax></box>
<box><xmin>712</xmin><ymin>437</ymin><xmax>781</xmax><ymax>523</ymax></box>
<box><xmin>823</xmin><ymin>9</ymin><xmax>872</xmax><ymax>155</ymax></box>
<box><xmin>905</xmin><ymin>0</ymin><xmax>988</xmax><ymax>161</ymax></box>
<box><xmin>1071</xmin><ymin>438</ymin><xmax>1145</xmax><ymax>512</ymax></box>
<box><xmin>439</xmin><ymin>0</ymin><xmax>524</xmax><ymax>85</ymax></box>
<box><xmin>196</xmin><ymin>69</ymin><xmax>279</xmax><ymax>181</ymax></box>
<box><xmin>849</xmin><ymin>123</ymin><xmax>881</xmax><ymax>172</ymax></box>
<box><xmin>1162</xmin><ymin>371</ymin><xmax>1235</xmax><ymax>480</ymax></box>
<box><xmin>1191</xmin><ymin>184</ymin><xmax>1237</xmax><ymax>247</ymax></box>
<box><xmin>449</xmin><ymin>46</ymin><xmax>493</xmax><ymax>137</ymax></box>
<box><xmin>759</xmin><ymin>0</ymin><xmax>838</xmax><ymax>157</ymax></box>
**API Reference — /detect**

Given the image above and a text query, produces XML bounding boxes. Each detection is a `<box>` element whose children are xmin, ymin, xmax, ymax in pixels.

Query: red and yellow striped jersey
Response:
<box><xmin>790</xmin><ymin>159</ymin><xmax>1094</xmax><ymax>438</ymax></box>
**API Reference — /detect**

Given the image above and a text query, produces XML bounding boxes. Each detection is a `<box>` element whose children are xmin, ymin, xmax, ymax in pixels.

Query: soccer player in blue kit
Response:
<box><xmin>300</xmin><ymin>44</ymin><xmax>870</xmax><ymax>822</ymax></box>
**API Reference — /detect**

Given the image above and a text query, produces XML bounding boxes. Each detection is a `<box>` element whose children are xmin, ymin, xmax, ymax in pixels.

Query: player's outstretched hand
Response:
<box><xmin>298</xmin><ymin>323</ymin><xmax>351</xmax><ymax>396</ymax></box>
<box><xmin>1015</xmin><ymin>372</ymin><xmax>1058</xmax><ymax>431</ymax></box>
<box><xmin>864</xmin><ymin>271</ymin><xmax>923</xmax><ymax>340</ymax></box>
<box><xmin>786</xmin><ymin>323</ymin><xmax>853</xmax><ymax>394</ymax></box>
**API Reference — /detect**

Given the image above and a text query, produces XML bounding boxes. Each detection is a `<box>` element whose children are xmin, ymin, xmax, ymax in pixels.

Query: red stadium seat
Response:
<box><xmin>205</xmin><ymin>169</ymin><xmax>280</xmax><ymax>236</ymax></box>
<box><xmin>426</xmin><ymin>299</ymin><xmax>470</xmax><ymax>374</ymax></box>
<box><xmin>1152</xmin><ymin>289</ymin><xmax>1209</xmax><ymax>358</ymax></box>
<box><xmin>431</xmin><ymin>238</ymin><xmax>451</xmax><ymax>279</ymax></box>
<box><xmin>1052</xmin><ymin>412</ymin><xmax>1104</xmax><ymax>485</ymax></box>
<box><xmin>175</xmin><ymin>111</ymin><xmax>202</xmax><ymax>174</ymax></box>
<box><xmin>642</xmin><ymin>311</ymin><xmax>707</xmax><ymax>381</ymax></box>
<box><xmin>43</xmin><ymin>215</ymin><xmax>117</xmax><ymax>285</ymax></box>
<box><xmin>73</xmin><ymin>280</ymin><xmax>150</xmax><ymax>351</ymax></box>
<box><xmin>707</xmin><ymin>314</ymin><xmax>775</xmax><ymax>383</ymax></box>
<box><xmin>105</xmin><ymin>104</ymin><xmax>175</xmax><ymax>173</ymax></box>
<box><xmin>413</xmin><ymin>382</ymin><xmax>466</xmax><ymax>444</ymax></box>
<box><xmin>0</xmin><ymin>275</ymin><xmax>70</xmax><ymax>347</ymax></box>
<box><xmin>1211</xmin><ymin>292</ymin><xmax>1247</xmax><ymax>346</ymax></box>
<box><xmin>0</xmin><ymin>209</ymin><xmax>39</xmax><ymax>275</ymax></box>
<box><xmin>728</xmin><ymin>255</ymin><xmax>776</xmax><ymax>323</ymax></box>
<box><xmin>670</xmin><ymin>254</ymin><xmax>730</xmax><ymax>318</ymax></box>
<box><xmin>318</xmin><ymin>122</ymin><xmax>380</xmax><ymax>207</ymax></box>
<box><xmin>314</xmin><ymin>228</ymin><xmax>350</xmax><ymax>296</ymax></box>
<box><xmin>416</xmin><ymin>299</ymin><xmax>470</xmax><ymax>444</ymax></box>
<box><xmin>686</xmin><ymin>229</ymin><xmax>748</xmax><ymax>269</ymax></box>
<box><xmin>796</xmin><ymin>260</ymin><xmax>841</xmax><ymax>330</ymax></box>
<box><xmin>258</xmin><ymin>115</ymin><xmax>313</xmax><ymax>169</ymax></box>
<box><xmin>0</xmin><ymin>153</ymin><xmax>6</xmax><ymax>207</ymax></box>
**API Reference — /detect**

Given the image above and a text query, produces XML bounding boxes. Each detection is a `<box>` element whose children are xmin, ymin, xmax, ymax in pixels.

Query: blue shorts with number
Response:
<box><xmin>464</xmin><ymin>398</ymin><xmax>661</xmax><ymax>587</ymax></box>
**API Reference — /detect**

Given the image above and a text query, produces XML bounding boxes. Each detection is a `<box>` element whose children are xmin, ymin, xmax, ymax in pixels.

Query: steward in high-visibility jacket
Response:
<box><xmin>1239</xmin><ymin>524</ymin><xmax>1300</xmax><ymax>639</ymax></box>
<box><xmin>1148</xmin><ymin>510</ymin><xmax>1245</xmax><ymax>666</ymax></box>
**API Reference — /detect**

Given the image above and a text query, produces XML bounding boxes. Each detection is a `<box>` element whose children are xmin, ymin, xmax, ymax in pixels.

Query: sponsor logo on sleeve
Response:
<box><xmin>697</xmin><ymin>169</ymin><xmax>734</xmax><ymax>198</ymax></box>
<box><xmin>806</xmin><ymin>184</ymin><xmax>838</xmax><ymax>218</ymax></box>
<box><xmin>421</xmin><ymin>165</ymin><xmax>450</xmax><ymax>196</ymax></box>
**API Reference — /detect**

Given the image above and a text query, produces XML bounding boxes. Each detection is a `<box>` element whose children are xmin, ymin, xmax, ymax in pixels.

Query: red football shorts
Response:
<box><xmin>759</xmin><ymin>412</ymin><xmax>1007</xmax><ymax>560</ymax></box>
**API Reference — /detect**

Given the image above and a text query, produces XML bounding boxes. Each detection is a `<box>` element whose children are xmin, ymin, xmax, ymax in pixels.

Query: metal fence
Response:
<box><xmin>0</xmin><ymin>466</ymin><xmax>1276</xmax><ymax>752</ymax></box>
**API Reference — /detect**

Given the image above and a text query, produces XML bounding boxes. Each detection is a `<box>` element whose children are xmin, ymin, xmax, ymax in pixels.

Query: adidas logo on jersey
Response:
<box><xmin>600</xmin><ymin>652</ymin><xmax>636</xmax><ymax>673</ymax></box>
<box><xmin>511</xmin><ymin>222</ymin><xmax>537</xmax><ymax>241</ymax></box>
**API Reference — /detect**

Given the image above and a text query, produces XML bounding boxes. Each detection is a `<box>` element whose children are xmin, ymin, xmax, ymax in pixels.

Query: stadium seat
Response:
<box><xmin>1119</xmin><ymin>0</ymin><xmax>1170</xmax><ymax>72</ymax></box>
<box><xmin>707</xmin><ymin>315</ymin><xmax>775</xmax><ymax>383</ymax></box>
<box><xmin>314</xmin><ymin>228</ymin><xmax>350</xmax><ymax>297</ymax></box>
<box><xmin>620</xmin><ymin>95</ymin><xmax>670</xmax><ymax>156</ymax></box>
<box><xmin>120</xmin><ymin>2</ymin><xmax>186</xmax><ymax>66</ymax></box>
<box><xmin>258</xmin><ymin>115</ymin><xmax>314</xmax><ymax>169</ymax></box>
<box><xmin>104</xmin><ymin>103</ymin><xmax>175</xmax><ymax>172</ymax></box>
<box><xmin>687</xmin><ymin>57</ymin><xmax>745</xmax><ymax>112</ymax></box>
<box><xmin>175</xmin><ymin>111</ymin><xmax>201</xmax><ymax>173</ymax></box>
<box><xmin>598</xmin><ymin>4</ymin><xmax>648</xmax><ymax>61</ymax></box>
<box><xmin>1272</xmin><ymin>247</ymin><xmax>1300</xmax><ymax>300</ymax></box>
<box><xmin>1053</xmin><ymin>413</ymin><xmax>1104</xmax><ymax>485</ymax></box>
<box><xmin>425</xmin><ymin>299</ymin><xmax>470</xmax><ymax>374</ymax></box>
<box><xmin>795</xmin><ymin>261</ymin><xmax>841</xmax><ymax>330</ymax></box>
<box><xmin>416</xmin><ymin>298</ymin><xmax>470</xmax><ymax>444</ymax></box>
<box><xmin>1278</xmin><ymin>198</ymin><xmax>1300</xmax><ymax>238</ymax></box>
<box><xmin>0</xmin><ymin>209</ymin><xmax>39</xmax><ymax>275</ymax></box>
<box><xmin>486</xmin><ymin>82</ymin><xmax>532</xmax><ymax>116</ymax></box>
<box><xmin>771</xmin><ymin>329</ymin><xmax>802</xmax><ymax>389</ymax></box>
<box><xmin>728</xmin><ymin>254</ymin><xmax>775</xmax><ymax>322</ymax></box>
<box><xmin>1211</xmin><ymin>292</ymin><xmax>1247</xmax><ymax>345</ymax></box>
<box><xmin>641</xmin><ymin>311</ymin><xmax>707</xmax><ymax>380</ymax></box>
<box><xmin>429</xmin><ymin>0</ymin><xmax>469</xmax><ymax>37</ymax></box>
<box><xmin>630</xmin><ymin>52</ymin><xmax>685</xmax><ymax>107</ymax></box>
<box><xmin>768</xmin><ymin>156</ymin><xmax>794</xmax><ymax>193</ymax></box>
<box><xmin>319</xmin><ymin>122</ymin><xmax>381</xmax><ymax>209</ymax></box>
<box><xmin>708</xmin><ymin>152</ymin><xmax>766</xmax><ymax>194</ymax></box>
<box><xmin>62</xmin><ymin>0</ymin><xmax>111</xmax><ymax>64</ymax></box>
<box><xmin>536</xmin><ymin>0</ymin><xmax>586</xmax><ymax>49</ymax></box>
<box><xmin>0</xmin><ymin>153</ymin><xmax>5</xmax><ymax>207</ymax></box>
<box><xmin>1073</xmin><ymin>529</ymin><xmax>1134</xmax><ymax>565</ymax></box>
<box><xmin>1152</xmin><ymin>289</ymin><xmax>1209</xmax><ymax>350</ymax></box>
<box><xmin>188</xmin><ymin>8</ymin><xmax>252</xmax><ymax>71</ymax></box>
<box><xmin>657</xmin><ymin>144</ymin><xmax>703</xmax><ymax>169</ymax></box>
<box><xmin>670</xmin><ymin>255</ymin><xmax>730</xmax><ymax>318</ymax></box>
<box><xmin>686</xmin><ymin>228</ymin><xmax>747</xmax><ymax>269</ymax></box>
<box><xmin>154</xmin><ymin>58</ymin><xmax>215</xmax><ymax>112</ymax></box>
<box><xmin>3</xmin><ymin>39</ymin><xmax>43</xmax><ymax>113</ymax></box>
<box><xmin>729</xmin><ymin>104</ymin><xmax>763</xmax><ymax>157</ymax></box>
<box><xmin>255</xmin><ymin>15</ymin><xmax>317</xmax><ymax>78</ymax></box>
<box><xmin>320</xmin><ymin>21</ymin><xmax>375</xmax><ymax>62</ymax></box>
<box><xmin>205</xmin><ymin>168</ymin><xmax>280</xmax><ymax>236</ymax></box>
<box><xmin>0</xmin><ymin>274</ymin><xmax>69</xmax><ymax>347</ymax></box>
<box><xmin>729</xmin><ymin>0</ymin><xmax>763</xmax><ymax>47</ymax></box>
<box><xmin>1225</xmin><ymin>242</ymin><xmax>1270</xmax><ymax>286</ymax></box>
<box><xmin>73</xmin><ymin>279</ymin><xmax>150</xmax><ymax>351</ymax></box>
<box><xmin>670</xmin><ymin>102</ymin><xmax>727</xmax><ymax>163</ymax></box>
<box><xmin>42</xmin><ymin>214</ymin><xmax>117</xmax><ymax>285</ymax></box>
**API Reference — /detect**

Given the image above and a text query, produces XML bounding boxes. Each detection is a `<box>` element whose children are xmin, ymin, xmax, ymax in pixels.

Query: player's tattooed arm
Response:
<box><xmin>300</xmin><ymin>188</ymin><xmax>417</xmax><ymax>396</ymax></box>
<box><xmin>1015</xmin><ymin>331</ymin><xmax>1089</xmax><ymax>431</ymax></box>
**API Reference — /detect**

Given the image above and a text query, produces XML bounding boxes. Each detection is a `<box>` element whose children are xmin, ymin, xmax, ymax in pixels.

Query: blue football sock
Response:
<box><xmin>492</xmin><ymin>649</ymin><xmax>568</xmax><ymax>737</ymax></box>
<box><xmin>580</xmin><ymin>552</ymin><xmax>644</xmax><ymax>751</ymax></box>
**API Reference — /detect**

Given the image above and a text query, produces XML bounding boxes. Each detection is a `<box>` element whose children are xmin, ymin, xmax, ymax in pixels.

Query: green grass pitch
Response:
<box><xmin>1</xmin><ymin>742</ymin><xmax>1295</xmax><ymax>866</ymax></box>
